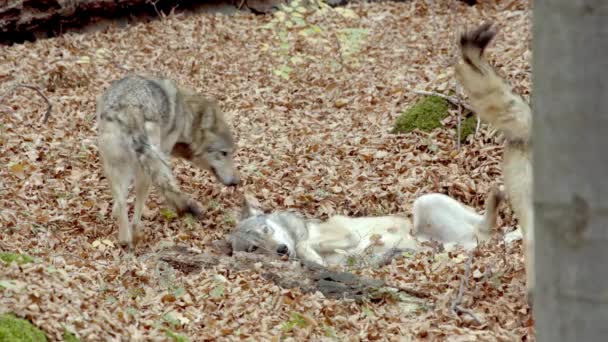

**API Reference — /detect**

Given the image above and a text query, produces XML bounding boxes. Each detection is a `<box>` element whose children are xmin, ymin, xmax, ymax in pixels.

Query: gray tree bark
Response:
<box><xmin>533</xmin><ymin>1</ymin><xmax>608</xmax><ymax>341</ymax></box>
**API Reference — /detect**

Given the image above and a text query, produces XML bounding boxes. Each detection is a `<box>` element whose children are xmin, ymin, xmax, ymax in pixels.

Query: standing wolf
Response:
<box><xmin>96</xmin><ymin>75</ymin><xmax>240</xmax><ymax>248</ymax></box>
<box><xmin>454</xmin><ymin>23</ymin><xmax>534</xmax><ymax>297</ymax></box>
<box><xmin>229</xmin><ymin>189</ymin><xmax>504</xmax><ymax>268</ymax></box>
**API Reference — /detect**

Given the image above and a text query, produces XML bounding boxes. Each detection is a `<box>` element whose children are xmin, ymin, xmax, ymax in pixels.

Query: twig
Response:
<box><xmin>0</xmin><ymin>84</ymin><xmax>52</xmax><ymax>123</ymax></box>
<box><xmin>412</xmin><ymin>90</ymin><xmax>475</xmax><ymax>113</ymax></box>
<box><xmin>454</xmin><ymin>83</ymin><xmax>463</xmax><ymax>150</ymax></box>
<box><xmin>456</xmin><ymin>94</ymin><xmax>462</xmax><ymax>150</ymax></box>
<box><xmin>146</xmin><ymin>0</ymin><xmax>164</xmax><ymax>19</ymax></box>
<box><xmin>451</xmin><ymin>254</ymin><xmax>482</xmax><ymax>325</ymax></box>
<box><xmin>333</xmin><ymin>32</ymin><xmax>347</xmax><ymax>72</ymax></box>
<box><xmin>413</xmin><ymin>90</ymin><xmax>476</xmax><ymax>150</ymax></box>
<box><xmin>238</xmin><ymin>0</ymin><xmax>246</xmax><ymax>10</ymax></box>
<box><xmin>390</xmin><ymin>284</ymin><xmax>431</xmax><ymax>299</ymax></box>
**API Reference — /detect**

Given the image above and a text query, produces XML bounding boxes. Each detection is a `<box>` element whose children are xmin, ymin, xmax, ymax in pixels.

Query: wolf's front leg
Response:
<box><xmin>296</xmin><ymin>242</ymin><xmax>327</xmax><ymax>267</ymax></box>
<box><xmin>135</xmin><ymin>142</ymin><xmax>204</xmax><ymax>218</ymax></box>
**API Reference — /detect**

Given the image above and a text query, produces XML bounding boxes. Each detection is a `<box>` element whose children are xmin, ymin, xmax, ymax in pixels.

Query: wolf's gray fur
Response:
<box><xmin>455</xmin><ymin>22</ymin><xmax>534</xmax><ymax>296</ymax></box>
<box><xmin>96</xmin><ymin>75</ymin><xmax>240</xmax><ymax>248</ymax></box>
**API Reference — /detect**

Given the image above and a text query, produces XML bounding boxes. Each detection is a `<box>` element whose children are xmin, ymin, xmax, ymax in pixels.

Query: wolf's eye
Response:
<box><xmin>248</xmin><ymin>246</ymin><xmax>258</xmax><ymax>252</ymax></box>
<box><xmin>221</xmin><ymin>151</ymin><xmax>228</xmax><ymax>157</ymax></box>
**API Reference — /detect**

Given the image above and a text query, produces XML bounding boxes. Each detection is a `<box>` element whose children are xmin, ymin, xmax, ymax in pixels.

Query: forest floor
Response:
<box><xmin>0</xmin><ymin>0</ymin><xmax>533</xmax><ymax>340</ymax></box>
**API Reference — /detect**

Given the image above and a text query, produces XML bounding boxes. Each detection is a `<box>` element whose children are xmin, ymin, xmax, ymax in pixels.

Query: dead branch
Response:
<box><xmin>456</xmin><ymin>94</ymin><xmax>463</xmax><ymax>150</ymax></box>
<box><xmin>413</xmin><ymin>89</ymin><xmax>481</xmax><ymax>149</ymax></box>
<box><xmin>451</xmin><ymin>253</ymin><xmax>482</xmax><ymax>325</ymax></box>
<box><xmin>389</xmin><ymin>283</ymin><xmax>432</xmax><ymax>299</ymax></box>
<box><xmin>154</xmin><ymin>246</ymin><xmax>427</xmax><ymax>305</ymax></box>
<box><xmin>333</xmin><ymin>32</ymin><xmax>347</xmax><ymax>72</ymax></box>
<box><xmin>413</xmin><ymin>90</ymin><xmax>475</xmax><ymax>113</ymax></box>
<box><xmin>0</xmin><ymin>84</ymin><xmax>52</xmax><ymax>124</ymax></box>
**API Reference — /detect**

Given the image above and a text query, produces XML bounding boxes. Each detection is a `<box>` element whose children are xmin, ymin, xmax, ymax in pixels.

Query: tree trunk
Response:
<box><xmin>533</xmin><ymin>1</ymin><xmax>608</xmax><ymax>341</ymax></box>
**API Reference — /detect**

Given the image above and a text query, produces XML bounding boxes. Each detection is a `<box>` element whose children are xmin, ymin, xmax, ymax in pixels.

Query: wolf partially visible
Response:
<box><xmin>96</xmin><ymin>75</ymin><xmax>240</xmax><ymax>248</ymax></box>
<box><xmin>454</xmin><ymin>23</ymin><xmax>534</xmax><ymax>296</ymax></box>
<box><xmin>228</xmin><ymin>189</ymin><xmax>503</xmax><ymax>268</ymax></box>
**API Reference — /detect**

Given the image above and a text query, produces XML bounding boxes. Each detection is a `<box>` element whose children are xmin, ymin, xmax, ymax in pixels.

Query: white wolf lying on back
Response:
<box><xmin>229</xmin><ymin>189</ymin><xmax>504</xmax><ymax>267</ymax></box>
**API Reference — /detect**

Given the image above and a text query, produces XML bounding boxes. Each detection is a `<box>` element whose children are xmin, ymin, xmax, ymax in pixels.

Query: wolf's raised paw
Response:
<box><xmin>178</xmin><ymin>199</ymin><xmax>204</xmax><ymax>219</ymax></box>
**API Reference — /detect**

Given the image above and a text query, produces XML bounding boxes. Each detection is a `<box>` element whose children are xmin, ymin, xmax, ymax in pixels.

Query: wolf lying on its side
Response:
<box><xmin>228</xmin><ymin>189</ymin><xmax>504</xmax><ymax>267</ymax></box>
<box><xmin>454</xmin><ymin>23</ymin><xmax>534</xmax><ymax>296</ymax></box>
<box><xmin>96</xmin><ymin>75</ymin><xmax>240</xmax><ymax>248</ymax></box>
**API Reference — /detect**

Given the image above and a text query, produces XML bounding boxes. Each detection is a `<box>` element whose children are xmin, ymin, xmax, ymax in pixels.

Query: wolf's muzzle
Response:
<box><xmin>212</xmin><ymin>168</ymin><xmax>240</xmax><ymax>186</ymax></box>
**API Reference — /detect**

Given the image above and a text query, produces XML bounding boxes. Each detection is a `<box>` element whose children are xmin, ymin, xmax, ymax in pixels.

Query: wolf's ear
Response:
<box><xmin>200</xmin><ymin>98</ymin><xmax>221</xmax><ymax>130</ymax></box>
<box><xmin>240</xmin><ymin>193</ymin><xmax>264</xmax><ymax>220</ymax></box>
<box><xmin>183</xmin><ymin>91</ymin><xmax>219</xmax><ymax>130</ymax></box>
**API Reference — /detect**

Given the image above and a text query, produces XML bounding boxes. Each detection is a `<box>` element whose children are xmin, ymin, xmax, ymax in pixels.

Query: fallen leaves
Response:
<box><xmin>91</xmin><ymin>239</ymin><xmax>115</xmax><ymax>251</ymax></box>
<box><xmin>0</xmin><ymin>0</ymin><xmax>533</xmax><ymax>340</ymax></box>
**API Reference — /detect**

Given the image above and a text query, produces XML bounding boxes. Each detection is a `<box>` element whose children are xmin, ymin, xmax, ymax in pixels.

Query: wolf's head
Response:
<box><xmin>173</xmin><ymin>94</ymin><xmax>240</xmax><ymax>186</ymax></box>
<box><xmin>228</xmin><ymin>194</ymin><xmax>303</xmax><ymax>259</ymax></box>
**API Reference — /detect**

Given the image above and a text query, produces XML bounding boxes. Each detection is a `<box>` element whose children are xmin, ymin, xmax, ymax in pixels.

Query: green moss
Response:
<box><xmin>166</xmin><ymin>330</ymin><xmax>189</xmax><ymax>342</ymax></box>
<box><xmin>0</xmin><ymin>253</ymin><xmax>34</xmax><ymax>265</ymax></box>
<box><xmin>459</xmin><ymin>115</ymin><xmax>477</xmax><ymax>143</ymax></box>
<box><xmin>0</xmin><ymin>314</ymin><xmax>47</xmax><ymax>342</ymax></box>
<box><xmin>392</xmin><ymin>95</ymin><xmax>449</xmax><ymax>134</ymax></box>
<box><xmin>62</xmin><ymin>330</ymin><xmax>80</xmax><ymax>342</ymax></box>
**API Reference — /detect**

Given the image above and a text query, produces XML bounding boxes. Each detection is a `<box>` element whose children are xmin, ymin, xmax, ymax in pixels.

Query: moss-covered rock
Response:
<box><xmin>62</xmin><ymin>330</ymin><xmax>81</xmax><ymax>342</ymax></box>
<box><xmin>459</xmin><ymin>115</ymin><xmax>478</xmax><ymax>143</ymax></box>
<box><xmin>392</xmin><ymin>95</ymin><xmax>449</xmax><ymax>134</ymax></box>
<box><xmin>0</xmin><ymin>253</ymin><xmax>34</xmax><ymax>265</ymax></box>
<box><xmin>0</xmin><ymin>314</ymin><xmax>47</xmax><ymax>342</ymax></box>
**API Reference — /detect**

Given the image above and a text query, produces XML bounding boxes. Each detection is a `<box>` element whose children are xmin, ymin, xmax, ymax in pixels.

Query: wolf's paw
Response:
<box><xmin>118</xmin><ymin>236</ymin><xmax>134</xmax><ymax>251</ymax></box>
<box><xmin>132</xmin><ymin>226</ymin><xmax>145</xmax><ymax>245</ymax></box>
<box><xmin>118</xmin><ymin>225</ymin><xmax>133</xmax><ymax>250</ymax></box>
<box><xmin>178</xmin><ymin>199</ymin><xmax>204</xmax><ymax>219</ymax></box>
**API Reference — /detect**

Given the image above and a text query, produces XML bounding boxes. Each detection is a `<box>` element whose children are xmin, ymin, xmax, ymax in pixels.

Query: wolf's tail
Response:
<box><xmin>476</xmin><ymin>186</ymin><xmax>505</xmax><ymax>236</ymax></box>
<box><xmin>455</xmin><ymin>22</ymin><xmax>531</xmax><ymax>143</ymax></box>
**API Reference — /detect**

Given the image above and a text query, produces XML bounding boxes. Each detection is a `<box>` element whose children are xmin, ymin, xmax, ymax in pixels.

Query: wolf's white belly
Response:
<box><xmin>313</xmin><ymin>215</ymin><xmax>418</xmax><ymax>266</ymax></box>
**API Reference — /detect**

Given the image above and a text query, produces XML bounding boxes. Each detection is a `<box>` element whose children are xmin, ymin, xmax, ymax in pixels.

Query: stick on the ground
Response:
<box><xmin>0</xmin><ymin>84</ymin><xmax>52</xmax><ymax>123</ymax></box>
<box><xmin>457</xmin><ymin>97</ymin><xmax>462</xmax><ymax>150</ymax></box>
<box><xmin>451</xmin><ymin>253</ymin><xmax>482</xmax><ymax>325</ymax></box>
<box><xmin>413</xmin><ymin>90</ymin><xmax>481</xmax><ymax>149</ymax></box>
<box><xmin>413</xmin><ymin>90</ymin><xmax>475</xmax><ymax>113</ymax></box>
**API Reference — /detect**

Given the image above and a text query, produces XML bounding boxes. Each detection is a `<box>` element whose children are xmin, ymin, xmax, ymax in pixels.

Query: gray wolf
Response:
<box><xmin>96</xmin><ymin>75</ymin><xmax>240</xmax><ymax>248</ymax></box>
<box><xmin>228</xmin><ymin>189</ymin><xmax>503</xmax><ymax>268</ymax></box>
<box><xmin>454</xmin><ymin>23</ymin><xmax>534</xmax><ymax>296</ymax></box>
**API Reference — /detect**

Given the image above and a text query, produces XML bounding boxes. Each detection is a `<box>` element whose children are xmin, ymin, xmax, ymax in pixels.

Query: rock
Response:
<box><xmin>392</xmin><ymin>95</ymin><xmax>449</xmax><ymax>134</ymax></box>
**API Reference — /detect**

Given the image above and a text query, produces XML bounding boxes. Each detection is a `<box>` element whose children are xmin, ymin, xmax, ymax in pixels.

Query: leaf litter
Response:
<box><xmin>0</xmin><ymin>0</ymin><xmax>534</xmax><ymax>340</ymax></box>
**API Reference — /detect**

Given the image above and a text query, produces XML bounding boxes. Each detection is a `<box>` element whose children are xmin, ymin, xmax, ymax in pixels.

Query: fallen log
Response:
<box><xmin>154</xmin><ymin>245</ymin><xmax>429</xmax><ymax>305</ymax></box>
<box><xmin>0</xmin><ymin>0</ymin><xmax>285</xmax><ymax>44</ymax></box>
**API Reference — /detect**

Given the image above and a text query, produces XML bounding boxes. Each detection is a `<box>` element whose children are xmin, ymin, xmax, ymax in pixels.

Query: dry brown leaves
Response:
<box><xmin>0</xmin><ymin>0</ymin><xmax>534</xmax><ymax>340</ymax></box>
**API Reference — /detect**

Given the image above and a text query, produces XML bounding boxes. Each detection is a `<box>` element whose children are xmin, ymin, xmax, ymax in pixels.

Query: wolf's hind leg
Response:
<box><xmin>132</xmin><ymin>167</ymin><xmax>151</xmax><ymax>242</ymax></box>
<box><xmin>317</xmin><ymin>235</ymin><xmax>360</xmax><ymax>253</ymax></box>
<box><xmin>106</xmin><ymin>162</ymin><xmax>134</xmax><ymax>248</ymax></box>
